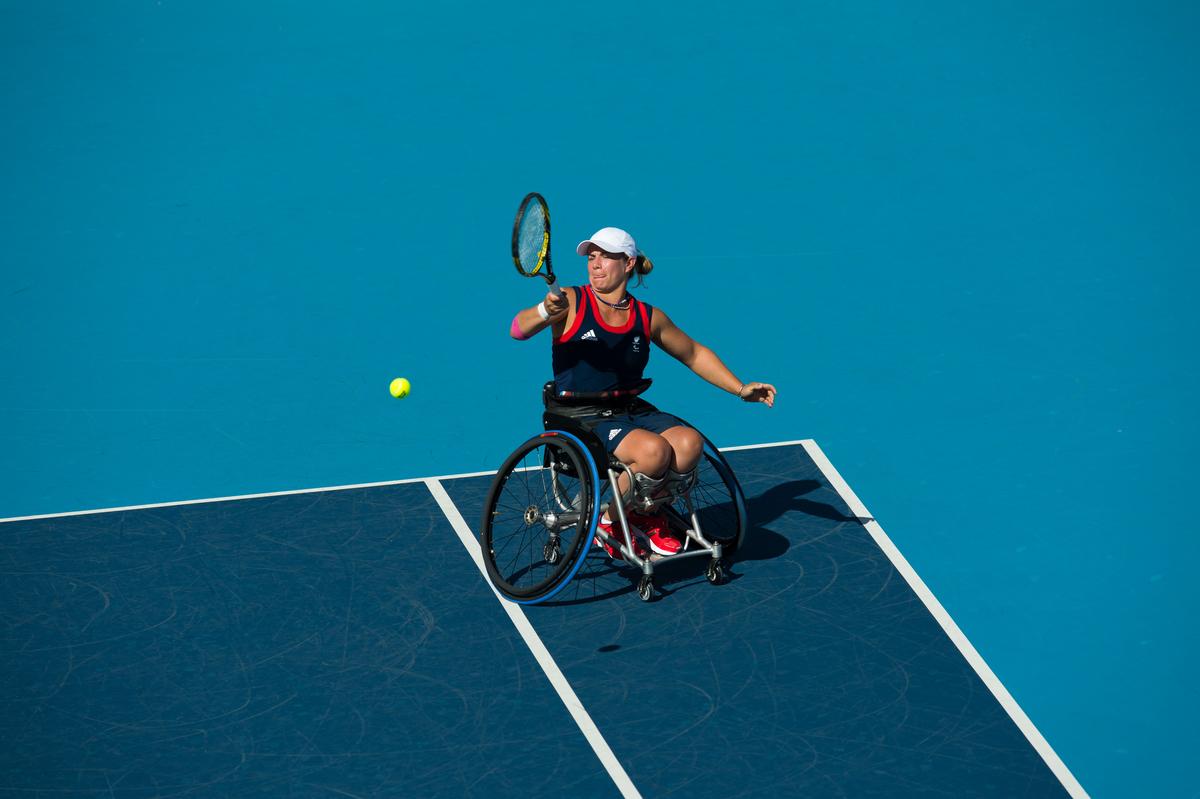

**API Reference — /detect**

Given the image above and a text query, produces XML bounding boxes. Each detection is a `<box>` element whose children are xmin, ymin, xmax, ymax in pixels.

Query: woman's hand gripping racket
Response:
<box><xmin>512</xmin><ymin>193</ymin><xmax>566</xmax><ymax>306</ymax></box>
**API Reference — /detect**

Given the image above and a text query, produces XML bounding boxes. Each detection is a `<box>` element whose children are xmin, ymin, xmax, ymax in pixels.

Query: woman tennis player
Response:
<box><xmin>509</xmin><ymin>226</ymin><xmax>776</xmax><ymax>557</ymax></box>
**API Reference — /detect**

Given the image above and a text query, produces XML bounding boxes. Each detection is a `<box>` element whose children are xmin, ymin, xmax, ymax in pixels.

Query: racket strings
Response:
<box><xmin>516</xmin><ymin>205</ymin><xmax>549</xmax><ymax>275</ymax></box>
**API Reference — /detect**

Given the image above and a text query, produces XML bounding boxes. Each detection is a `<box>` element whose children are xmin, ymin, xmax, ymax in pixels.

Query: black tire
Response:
<box><xmin>480</xmin><ymin>432</ymin><xmax>599</xmax><ymax>603</ymax></box>
<box><xmin>706</xmin><ymin>559</ymin><xmax>725</xmax><ymax>585</ymax></box>
<box><xmin>663</xmin><ymin>439</ymin><xmax>748</xmax><ymax>557</ymax></box>
<box><xmin>637</xmin><ymin>575</ymin><xmax>655</xmax><ymax>602</ymax></box>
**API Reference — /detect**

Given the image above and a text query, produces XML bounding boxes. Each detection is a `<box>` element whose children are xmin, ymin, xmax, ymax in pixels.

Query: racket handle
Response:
<box><xmin>547</xmin><ymin>278</ymin><xmax>564</xmax><ymax>298</ymax></box>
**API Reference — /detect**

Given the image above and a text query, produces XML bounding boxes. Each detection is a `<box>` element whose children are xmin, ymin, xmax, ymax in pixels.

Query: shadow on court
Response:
<box><xmin>546</xmin><ymin>479</ymin><xmax>873</xmax><ymax>605</ymax></box>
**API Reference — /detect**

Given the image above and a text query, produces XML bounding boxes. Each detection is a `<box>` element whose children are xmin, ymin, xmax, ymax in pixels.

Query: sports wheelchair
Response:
<box><xmin>479</xmin><ymin>380</ymin><xmax>747</xmax><ymax>604</ymax></box>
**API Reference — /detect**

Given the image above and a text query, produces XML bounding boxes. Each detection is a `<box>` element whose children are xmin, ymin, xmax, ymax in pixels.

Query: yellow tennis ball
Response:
<box><xmin>389</xmin><ymin>377</ymin><xmax>411</xmax><ymax>399</ymax></box>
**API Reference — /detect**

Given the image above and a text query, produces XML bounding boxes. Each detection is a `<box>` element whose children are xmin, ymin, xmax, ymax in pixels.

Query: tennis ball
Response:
<box><xmin>389</xmin><ymin>377</ymin><xmax>411</xmax><ymax>399</ymax></box>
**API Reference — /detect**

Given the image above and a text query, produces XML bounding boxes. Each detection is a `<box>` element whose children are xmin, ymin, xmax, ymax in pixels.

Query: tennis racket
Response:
<box><xmin>511</xmin><ymin>192</ymin><xmax>564</xmax><ymax>298</ymax></box>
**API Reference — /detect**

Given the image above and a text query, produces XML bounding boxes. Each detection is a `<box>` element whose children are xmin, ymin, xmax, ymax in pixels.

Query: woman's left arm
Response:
<box><xmin>651</xmin><ymin>308</ymin><xmax>777</xmax><ymax>407</ymax></box>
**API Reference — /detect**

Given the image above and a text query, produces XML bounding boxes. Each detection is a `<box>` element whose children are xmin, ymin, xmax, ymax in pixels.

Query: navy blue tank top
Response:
<box><xmin>552</xmin><ymin>286</ymin><xmax>654</xmax><ymax>395</ymax></box>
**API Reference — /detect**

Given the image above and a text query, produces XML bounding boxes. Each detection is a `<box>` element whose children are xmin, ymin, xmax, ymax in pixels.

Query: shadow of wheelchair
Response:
<box><xmin>539</xmin><ymin>479</ymin><xmax>872</xmax><ymax>606</ymax></box>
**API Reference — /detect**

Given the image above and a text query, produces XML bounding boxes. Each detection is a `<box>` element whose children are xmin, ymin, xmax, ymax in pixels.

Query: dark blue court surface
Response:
<box><xmin>1</xmin><ymin>442</ymin><xmax>1084</xmax><ymax>798</ymax></box>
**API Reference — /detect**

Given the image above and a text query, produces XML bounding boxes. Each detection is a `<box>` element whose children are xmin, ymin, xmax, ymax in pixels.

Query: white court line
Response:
<box><xmin>802</xmin><ymin>440</ymin><xmax>1090</xmax><ymax>799</ymax></box>
<box><xmin>0</xmin><ymin>467</ymin><xmax>503</xmax><ymax>524</ymax></box>
<box><xmin>720</xmin><ymin>438</ymin><xmax>811</xmax><ymax>452</ymax></box>
<box><xmin>0</xmin><ymin>440</ymin><xmax>813</xmax><ymax>524</ymax></box>
<box><xmin>424</xmin><ymin>478</ymin><xmax>642</xmax><ymax>799</ymax></box>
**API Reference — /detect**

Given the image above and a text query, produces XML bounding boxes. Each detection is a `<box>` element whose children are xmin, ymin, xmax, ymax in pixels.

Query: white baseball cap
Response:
<box><xmin>576</xmin><ymin>227</ymin><xmax>639</xmax><ymax>259</ymax></box>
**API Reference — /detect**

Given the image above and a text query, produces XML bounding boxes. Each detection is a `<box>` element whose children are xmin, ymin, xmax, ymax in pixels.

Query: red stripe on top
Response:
<box><xmin>586</xmin><ymin>286</ymin><xmax>637</xmax><ymax>334</ymax></box>
<box><xmin>556</xmin><ymin>287</ymin><xmax>586</xmax><ymax>344</ymax></box>
<box><xmin>638</xmin><ymin>301</ymin><xmax>650</xmax><ymax>334</ymax></box>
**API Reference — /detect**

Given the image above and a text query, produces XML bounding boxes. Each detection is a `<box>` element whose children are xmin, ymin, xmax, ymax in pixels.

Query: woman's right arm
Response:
<box><xmin>510</xmin><ymin>287</ymin><xmax>572</xmax><ymax>340</ymax></box>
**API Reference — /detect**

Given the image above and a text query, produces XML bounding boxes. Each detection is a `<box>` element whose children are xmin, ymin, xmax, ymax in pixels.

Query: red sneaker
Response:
<box><xmin>628</xmin><ymin>512</ymin><xmax>684</xmax><ymax>556</ymax></box>
<box><xmin>593</xmin><ymin>518</ymin><xmax>648</xmax><ymax>559</ymax></box>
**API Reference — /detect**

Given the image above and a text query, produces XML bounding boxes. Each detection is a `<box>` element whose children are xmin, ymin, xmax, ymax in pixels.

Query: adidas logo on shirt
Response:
<box><xmin>581</xmin><ymin>329</ymin><xmax>598</xmax><ymax>341</ymax></box>
<box><xmin>608</xmin><ymin>428</ymin><xmax>622</xmax><ymax>441</ymax></box>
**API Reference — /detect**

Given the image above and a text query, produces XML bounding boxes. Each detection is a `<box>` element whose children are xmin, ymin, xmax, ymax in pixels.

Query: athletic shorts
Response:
<box><xmin>548</xmin><ymin>398</ymin><xmax>691</xmax><ymax>455</ymax></box>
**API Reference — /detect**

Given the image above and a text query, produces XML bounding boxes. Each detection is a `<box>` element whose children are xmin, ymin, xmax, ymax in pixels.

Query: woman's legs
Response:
<box><xmin>609</xmin><ymin>426</ymin><xmax>703</xmax><ymax>554</ymax></box>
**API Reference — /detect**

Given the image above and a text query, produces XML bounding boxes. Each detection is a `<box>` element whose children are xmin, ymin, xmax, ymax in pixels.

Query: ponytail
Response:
<box><xmin>631</xmin><ymin>253</ymin><xmax>654</xmax><ymax>286</ymax></box>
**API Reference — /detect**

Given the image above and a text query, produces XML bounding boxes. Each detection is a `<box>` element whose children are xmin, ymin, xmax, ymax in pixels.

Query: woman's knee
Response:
<box><xmin>666</xmin><ymin>427</ymin><xmax>703</xmax><ymax>471</ymax></box>
<box><xmin>619</xmin><ymin>432</ymin><xmax>673</xmax><ymax>475</ymax></box>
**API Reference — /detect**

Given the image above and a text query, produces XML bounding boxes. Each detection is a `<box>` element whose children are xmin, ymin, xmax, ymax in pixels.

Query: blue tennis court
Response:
<box><xmin>2</xmin><ymin>442</ymin><xmax>1083</xmax><ymax>797</ymax></box>
<box><xmin>3</xmin><ymin>3</ymin><xmax>1197</xmax><ymax>796</ymax></box>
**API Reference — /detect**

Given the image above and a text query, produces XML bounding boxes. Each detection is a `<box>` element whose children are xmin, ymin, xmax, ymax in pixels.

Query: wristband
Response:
<box><xmin>536</xmin><ymin>301</ymin><xmax>551</xmax><ymax>321</ymax></box>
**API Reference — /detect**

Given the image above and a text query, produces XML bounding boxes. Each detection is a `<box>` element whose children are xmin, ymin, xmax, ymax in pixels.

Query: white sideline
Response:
<box><xmin>424</xmin><ymin>478</ymin><xmax>643</xmax><ymax>799</ymax></box>
<box><xmin>802</xmin><ymin>440</ymin><xmax>1089</xmax><ymax>799</ymax></box>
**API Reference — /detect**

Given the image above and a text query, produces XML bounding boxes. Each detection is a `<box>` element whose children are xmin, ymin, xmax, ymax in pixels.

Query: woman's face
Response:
<box><xmin>586</xmin><ymin>246</ymin><xmax>633</xmax><ymax>294</ymax></box>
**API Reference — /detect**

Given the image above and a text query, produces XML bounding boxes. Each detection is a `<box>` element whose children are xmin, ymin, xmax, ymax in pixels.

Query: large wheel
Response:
<box><xmin>480</xmin><ymin>431</ymin><xmax>600</xmax><ymax>604</ymax></box>
<box><xmin>663</xmin><ymin>439</ymin><xmax>748</xmax><ymax>557</ymax></box>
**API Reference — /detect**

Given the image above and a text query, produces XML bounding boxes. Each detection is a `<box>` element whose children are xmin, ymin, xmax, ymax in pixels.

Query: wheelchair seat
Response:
<box><xmin>541</xmin><ymin>409</ymin><xmax>614</xmax><ymax>471</ymax></box>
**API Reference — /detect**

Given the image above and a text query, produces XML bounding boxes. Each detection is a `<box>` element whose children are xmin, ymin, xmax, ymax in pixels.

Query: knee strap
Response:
<box><xmin>621</xmin><ymin>470</ymin><xmax>666</xmax><ymax>513</ymax></box>
<box><xmin>665</xmin><ymin>468</ymin><xmax>697</xmax><ymax>498</ymax></box>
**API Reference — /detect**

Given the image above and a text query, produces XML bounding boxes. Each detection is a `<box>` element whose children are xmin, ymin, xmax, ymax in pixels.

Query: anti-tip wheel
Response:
<box><xmin>705</xmin><ymin>559</ymin><xmax>725</xmax><ymax>585</ymax></box>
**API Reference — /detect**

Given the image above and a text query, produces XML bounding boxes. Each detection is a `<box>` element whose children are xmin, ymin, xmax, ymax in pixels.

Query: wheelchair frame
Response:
<box><xmin>479</xmin><ymin>386</ymin><xmax>747</xmax><ymax>604</ymax></box>
<box><xmin>591</xmin><ymin>441</ymin><xmax>732</xmax><ymax>601</ymax></box>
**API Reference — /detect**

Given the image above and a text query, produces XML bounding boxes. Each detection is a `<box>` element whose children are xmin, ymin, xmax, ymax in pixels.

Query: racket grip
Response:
<box><xmin>547</xmin><ymin>279</ymin><xmax>564</xmax><ymax>298</ymax></box>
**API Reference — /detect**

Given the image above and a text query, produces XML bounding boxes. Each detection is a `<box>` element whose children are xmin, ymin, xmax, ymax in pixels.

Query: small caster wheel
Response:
<box><xmin>706</xmin><ymin>559</ymin><xmax>725</xmax><ymax>585</ymax></box>
<box><xmin>637</xmin><ymin>575</ymin><xmax>654</xmax><ymax>602</ymax></box>
<box><xmin>543</xmin><ymin>540</ymin><xmax>561</xmax><ymax>564</ymax></box>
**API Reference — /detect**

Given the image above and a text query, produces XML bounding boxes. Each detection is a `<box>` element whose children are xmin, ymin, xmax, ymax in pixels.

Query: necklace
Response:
<box><xmin>594</xmin><ymin>292</ymin><xmax>631</xmax><ymax>310</ymax></box>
